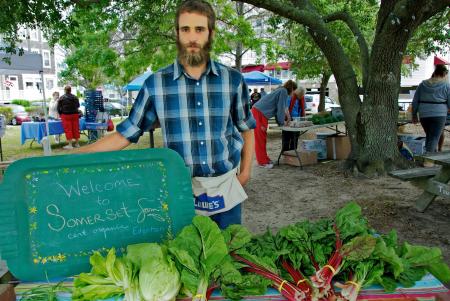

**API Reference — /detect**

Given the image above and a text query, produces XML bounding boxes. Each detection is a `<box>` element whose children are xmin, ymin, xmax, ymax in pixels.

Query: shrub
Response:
<box><xmin>11</xmin><ymin>99</ymin><xmax>31</xmax><ymax>107</ymax></box>
<box><xmin>0</xmin><ymin>107</ymin><xmax>13</xmax><ymax>123</ymax></box>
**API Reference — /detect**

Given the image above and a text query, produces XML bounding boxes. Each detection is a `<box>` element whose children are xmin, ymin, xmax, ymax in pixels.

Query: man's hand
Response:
<box><xmin>412</xmin><ymin>115</ymin><xmax>418</xmax><ymax>124</ymax></box>
<box><xmin>237</xmin><ymin>170</ymin><xmax>251</xmax><ymax>186</ymax></box>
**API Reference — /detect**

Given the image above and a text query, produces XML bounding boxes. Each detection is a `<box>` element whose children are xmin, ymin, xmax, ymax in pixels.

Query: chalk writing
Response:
<box><xmin>56</xmin><ymin>178</ymin><xmax>140</xmax><ymax>198</ymax></box>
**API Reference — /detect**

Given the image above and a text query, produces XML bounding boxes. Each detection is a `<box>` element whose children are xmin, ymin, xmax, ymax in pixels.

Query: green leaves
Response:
<box><xmin>341</xmin><ymin>235</ymin><xmax>377</xmax><ymax>261</ymax></box>
<box><xmin>169</xmin><ymin>216</ymin><xmax>228</xmax><ymax>300</ymax></box>
<box><xmin>335</xmin><ymin>202</ymin><xmax>369</xmax><ymax>240</ymax></box>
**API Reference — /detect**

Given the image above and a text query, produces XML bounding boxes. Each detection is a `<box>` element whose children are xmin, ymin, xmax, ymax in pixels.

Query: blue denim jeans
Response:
<box><xmin>420</xmin><ymin>116</ymin><xmax>446</xmax><ymax>153</ymax></box>
<box><xmin>210</xmin><ymin>203</ymin><xmax>242</xmax><ymax>230</ymax></box>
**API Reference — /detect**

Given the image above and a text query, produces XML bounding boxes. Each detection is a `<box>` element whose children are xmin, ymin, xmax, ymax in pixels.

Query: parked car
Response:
<box><xmin>4</xmin><ymin>104</ymin><xmax>31</xmax><ymax>125</ymax></box>
<box><xmin>104</xmin><ymin>102</ymin><xmax>125</xmax><ymax>116</ymax></box>
<box><xmin>304</xmin><ymin>94</ymin><xmax>340</xmax><ymax>114</ymax></box>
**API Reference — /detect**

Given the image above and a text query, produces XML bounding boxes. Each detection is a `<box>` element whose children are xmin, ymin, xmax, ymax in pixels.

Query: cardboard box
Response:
<box><xmin>0</xmin><ymin>284</ymin><xmax>15</xmax><ymax>301</ymax></box>
<box><xmin>280</xmin><ymin>150</ymin><xmax>317</xmax><ymax>166</ymax></box>
<box><xmin>404</xmin><ymin>137</ymin><xmax>426</xmax><ymax>155</ymax></box>
<box><xmin>300</xmin><ymin>139</ymin><xmax>327</xmax><ymax>160</ymax></box>
<box><xmin>326</xmin><ymin>135</ymin><xmax>351</xmax><ymax>160</ymax></box>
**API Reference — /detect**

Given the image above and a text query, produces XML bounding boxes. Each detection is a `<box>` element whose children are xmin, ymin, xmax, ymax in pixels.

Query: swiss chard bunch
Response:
<box><xmin>168</xmin><ymin>215</ymin><xmax>229</xmax><ymax>301</ymax></box>
<box><xmin>372</xmin><ymin>230</ymin><xmax>450</xmax><ymax>292</ymax></box>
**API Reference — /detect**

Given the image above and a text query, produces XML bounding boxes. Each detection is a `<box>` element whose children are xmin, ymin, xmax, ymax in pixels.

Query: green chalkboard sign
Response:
<box><xmin>0</xmin><ymin>148</ymin><xmax>194</xmax><ymax>281</ymax></box>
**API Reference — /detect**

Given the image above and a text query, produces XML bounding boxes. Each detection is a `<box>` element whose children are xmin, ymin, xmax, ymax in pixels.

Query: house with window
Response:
<box><xmin>0</xmin><ymin>27</ymin><xmax>63</xmax><ymax>102</ymax></box>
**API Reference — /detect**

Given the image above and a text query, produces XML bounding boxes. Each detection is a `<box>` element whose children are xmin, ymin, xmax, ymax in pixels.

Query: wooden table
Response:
<box><xmin>415</xmin><ymin>152</ymin><xmax>450</xmax><ymax>212</ymax></box>
<box><xmin>273</xmin><ymin>121</ymin><xmax>346</xmax><ymax>168</ymax></box>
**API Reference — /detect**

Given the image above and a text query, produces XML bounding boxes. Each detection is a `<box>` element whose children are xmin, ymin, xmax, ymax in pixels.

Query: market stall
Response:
<box><xmin>0</xmin><ymin>149</ymin><xmax>449</xmax><ymax>301</ymax></box>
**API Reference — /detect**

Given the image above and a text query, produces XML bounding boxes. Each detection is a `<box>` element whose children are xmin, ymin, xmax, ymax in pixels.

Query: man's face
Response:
<box><xmin>177</xmin><ymin>12</ymin><xmax>213</xmax><ymax>67</ymax></box>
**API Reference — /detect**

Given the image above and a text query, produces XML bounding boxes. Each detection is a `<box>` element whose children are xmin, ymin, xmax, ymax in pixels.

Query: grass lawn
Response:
<box><xmin>0</xmin><ymin>117</ymin><xmax>163</xmax><ymax>162</ymax></box>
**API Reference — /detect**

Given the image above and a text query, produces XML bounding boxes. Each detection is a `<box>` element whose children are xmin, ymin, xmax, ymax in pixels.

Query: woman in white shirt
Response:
<box><xmin>49</xmin><ymin>91</ymin><xmax>60</xmax><ymax>120</ymax></box>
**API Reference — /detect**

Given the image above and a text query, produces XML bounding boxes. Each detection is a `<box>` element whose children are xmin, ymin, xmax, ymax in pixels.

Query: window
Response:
<box><xmin>42</xmin><ymin>50</ymin><xmax>51</xmax><ymax>68</ymax></box>
<box><xmin>29</xmin><ymin>29</ymin><xmax>39</xmax><ymax>41</ymax></box>
<box><xmin>25</xmin><ymin>82</ymin><xmax>34</xmax><ymax>89</ymax></box>
<box><xmin>46</xmin><ymin>79</ymin><xmax>54</xmax><ymax>90</ymax></box>
<box><xmin>30</xmin><ymin>48</ymin><xmax>40</xmax><ymax>54</ymax></box>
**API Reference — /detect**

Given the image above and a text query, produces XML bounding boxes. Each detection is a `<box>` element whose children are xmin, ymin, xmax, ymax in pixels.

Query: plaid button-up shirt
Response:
<box><xmin>117</xmin><ymin>59</ymin><xmax>256</xmax><ymax>177</ymax></box>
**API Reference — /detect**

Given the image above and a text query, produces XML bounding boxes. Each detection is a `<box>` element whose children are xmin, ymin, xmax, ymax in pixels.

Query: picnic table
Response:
<box><xmin>273</xmin><ymin>121</ymin><xmax>346</xmax><ymax>168</ymax></box>
<box><xmin>415</xmin><ymin>151</ymin><xmax>450</xmax><ymax>212</ymax></box>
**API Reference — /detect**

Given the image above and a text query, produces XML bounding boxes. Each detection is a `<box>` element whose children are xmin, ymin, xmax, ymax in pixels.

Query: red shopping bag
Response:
<box><xmin>107</xmin><ymin>119</ymin><xmax>114</xmax><ymax>131</ymax></box>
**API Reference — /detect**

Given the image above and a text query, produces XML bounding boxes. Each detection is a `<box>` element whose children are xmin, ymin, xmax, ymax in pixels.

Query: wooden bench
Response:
<box><xmin>389</xmin><ymin>166</ymin><xmax>441</xmax><ymax>189</ymax></box>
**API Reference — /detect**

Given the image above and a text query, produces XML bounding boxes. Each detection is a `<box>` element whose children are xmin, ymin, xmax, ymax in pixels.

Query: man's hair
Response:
<box><xmin>283</xmin><ymin>80</ymin><xmax>297</xmax><ymax>95</ymax></box>
<box><xmin>175</xmin><ymin>0</ymin><xmax>216</xmax><ymax>32</ymax></box>
<box><xmin>64</xmin><ymin>85</ymin><xmax>71</xmax><ymax>94</ymax></box>
<box><xmin>432</xmin><ymin>64</ymin><xmax>448</xmax><ymax>78</ymax></box>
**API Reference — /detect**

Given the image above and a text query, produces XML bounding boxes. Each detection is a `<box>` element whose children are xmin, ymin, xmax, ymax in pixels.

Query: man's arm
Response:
<box><xmin>74</xmin><ymin>132</ymin><xmax>130</xmax><ymax>154</ymax></box>
<box><xmin>237</xmin><ymin>129</ymin><xmax>254</xmax><ymax>186</ymax></box>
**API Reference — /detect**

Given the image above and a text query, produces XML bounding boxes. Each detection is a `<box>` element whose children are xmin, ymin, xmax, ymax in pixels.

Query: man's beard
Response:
<box><xmin>177</xmin><ymin>35</ymin><xmax>212</xmax><ymax>67</ymax></box>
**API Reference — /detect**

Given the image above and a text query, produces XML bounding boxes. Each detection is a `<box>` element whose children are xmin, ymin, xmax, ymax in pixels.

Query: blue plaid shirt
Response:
<box><xmin>117</xmin><ymin>59</ymin><xmax>256</xmax><ymax>177</ymax></box>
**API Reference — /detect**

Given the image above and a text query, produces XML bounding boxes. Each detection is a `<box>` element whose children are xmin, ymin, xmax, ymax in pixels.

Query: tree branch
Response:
<box><xmin>324</xmin><ymin>10</ymin><xmax>369</xmax><ymax>92</ymax></box>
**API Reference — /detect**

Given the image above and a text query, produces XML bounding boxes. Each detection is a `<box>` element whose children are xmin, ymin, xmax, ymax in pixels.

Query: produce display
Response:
<box><xmin>36</xmin><ymin>202</ymin><xmax>450</xmax><ymax>301</ymax></box>
<box><xmin>310</xmin><ymin>113</ymin><xmax>344</xmax><ymax>125</ymax></box>
<box><xmin>63</xmin><ymin>202</ymin><xmax>450</xmax><ymax>301</ymax></box>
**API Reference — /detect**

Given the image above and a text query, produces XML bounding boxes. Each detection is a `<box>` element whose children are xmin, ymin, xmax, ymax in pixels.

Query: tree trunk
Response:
<box><xmin>234</xmin><ymin>2</ymin><xmax>245</xmax><ymax>71</ymax></box>
<box><xmin>318</xmin><ymin>71</ymin><xmax>331</xmax><ymax>112</ymax></box>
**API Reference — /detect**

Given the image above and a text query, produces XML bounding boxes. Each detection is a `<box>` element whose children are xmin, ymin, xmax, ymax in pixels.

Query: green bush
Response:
<box><xmin>11</xmin><ymin>99</ymin><xmax>31</xmax><ymax>107</ymax></box>
<box><xmin>0</xmin><ymin>107</ymin><xmax>13</xmax><ymax>123</ymax></box>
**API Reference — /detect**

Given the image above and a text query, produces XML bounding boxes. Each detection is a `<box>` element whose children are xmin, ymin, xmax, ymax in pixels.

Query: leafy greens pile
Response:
<box><xmin>73</xmin><ymin>202</ymin><xmax>450</xmax><ymax>301</ymax></box>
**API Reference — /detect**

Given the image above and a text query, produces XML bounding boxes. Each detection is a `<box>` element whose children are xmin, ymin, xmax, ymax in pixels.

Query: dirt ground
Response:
<box><xmin>242</xmin><ymin>124</ymin><xmax>450</xmax><ymax>275</ymax></box>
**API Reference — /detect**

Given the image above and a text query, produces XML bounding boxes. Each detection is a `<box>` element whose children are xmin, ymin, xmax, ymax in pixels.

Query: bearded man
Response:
<box><xmin>77</xmin><ymin>0</ymin><xmax>256</xmax><ymax>229</ymax></box>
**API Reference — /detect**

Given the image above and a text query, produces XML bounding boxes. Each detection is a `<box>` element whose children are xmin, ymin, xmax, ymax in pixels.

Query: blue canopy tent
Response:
<box><xmin>242</xmin><ymin>71</ymin><xmax>282</xmax><ymax>86</ymax></box>
<box><xmin>123</xmin><ymin>71</ymin><xmax>152</xmax><ymax>91</ymax></box>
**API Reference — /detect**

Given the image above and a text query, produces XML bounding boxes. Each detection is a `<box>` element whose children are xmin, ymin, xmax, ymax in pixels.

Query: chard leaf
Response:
<box><xmin>214</xmin><ymin>259</ymin><xmax>243</xmax><ymax>284</ymax></box>
<box><xmin>220</xmin><ymin>274</ymin><xmax>271</xmax><ymax>301</ymax></box>
<box><xmin>180</xmin><ymin>269</ymin><xmax>200</xmax><ymax>296</ymax></box>
<box><xmin>401</xmin><ymin>242</ymin><xmax>443</xmax><ymax>266</ymax></box>
<box><xmin>341</xmin><ymin>235</ymin><xmax>377</xmax><ymax>261</ymax></box>
<box><xmin>398</xmin><ymin>266</ymin><xmax>426</xmax><ymax>287</ymax></box>
<box><xmin>72</xmin><ymin>284</ymin><xmax>124</xmax><ymax>301</ymax></box>
<box><xmin>427</xmin><ymin>261</ymin><xmax>450</xmax><ymax>283</ymax></box>
<box><xmin>169</xmin><ymin>224</ymin><xmax>202</xmax><ymax>275</ymax></box>
<box><xmin>374</xmin><ymin>238</ymin><xmax>404</xmax><ymax>277</ymax></box>
<box><xmin>377</xmin><ymin>275</ymin><xmax>397</xmax><ymax>292</ymax></box>
<box><xmin>335</xmin><ymin>202</ymin><xmax>368</xmax><ymax>240</ymax></box>
<box><xmin>193</xmin><ymin>215</ymin><xmax>228</xmax><ymax>276</ymax></box>
<box><xmin>89</xmin><ymin>252</ymin><xmax>108</xmax><ymax>277</ymax></box>
<box><xmin>76</xmin><ymin>273</ymin><xmax>114</xmax><ymax>286</ymax></box>
<box><xmin>223</xmin><ymin>224</ymin><xmax>252</xmax><ymax>251</ymax></box>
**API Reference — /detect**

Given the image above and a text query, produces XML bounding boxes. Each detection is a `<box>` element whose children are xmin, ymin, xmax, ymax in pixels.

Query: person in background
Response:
<box><xmin>260</xmin><ymin>87</ymin><xmax>267</xmax><ymax>97</ymax></box>
<box><xmin>49</xmin><ymin>91</ymin><xmax>61</xmax><ymax>143</ymax></box>
<box><xmin>287</xmin><ymin>86</ymin><xmax>306</xmax><ymax>118</ymax></box>
<box><xmin>57</xmin><ymin>85</ymin><xmax>80</xmax><ymax>149</ymax></box>
<box><xmin>49</xmin><ymin>91</ymin><xmax>60</xmax><ymax>120</ymax></box>
<box><xmin>250</xmin><ymin>88</ymin><xmax>262</xmax><ymax>107</ymax></box>
<box><xmin>75</xmin><ymin>0</ymin><xmax>255</xmax><ymax>230</ymax></box>
<box><xmin>252</xmin><ymin>80</ymin><xmax>297</xmax><ymax>168</ymax></box>
<box><xmin>412</xmin><ymin>64</ymin><xmax>450</xmax><ymax>153</ymax></box>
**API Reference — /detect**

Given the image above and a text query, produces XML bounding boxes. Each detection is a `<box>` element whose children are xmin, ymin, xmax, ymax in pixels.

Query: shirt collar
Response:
<box><xmin>173</xmin><ymin>58</ymin><xmax>219</xmax><ymax>81</ymax></box>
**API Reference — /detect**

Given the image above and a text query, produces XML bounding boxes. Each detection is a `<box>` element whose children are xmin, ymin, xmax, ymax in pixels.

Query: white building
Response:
<box><xmin>0</xmin><ymin>27</ymin><xmax>66</xmax><ymax>102</ymax></box>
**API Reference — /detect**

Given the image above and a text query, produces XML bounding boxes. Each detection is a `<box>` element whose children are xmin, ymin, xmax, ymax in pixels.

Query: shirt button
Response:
<box><xmin>196</xmin><ymin>82</ymin><xmax>200</xmax><ymax>86</ymax></box>
<box><xmin>200</xmin><ymin>141</ymin><xmax>204</xmax><ymax>145</ymax></box>
<box><xmin>202</xmin><ymin>161</ymin><xmax>206</xmax><ymax>165</ymax></box>
<box><xmin>197</xmin><ymin>102</ymin><xmax>201</xmax><ymax>106</ymax></box>
<box><xmin>199</xmin><ymin>121</ymin><xmax>203</xmax><ymax>126</ymax></box>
